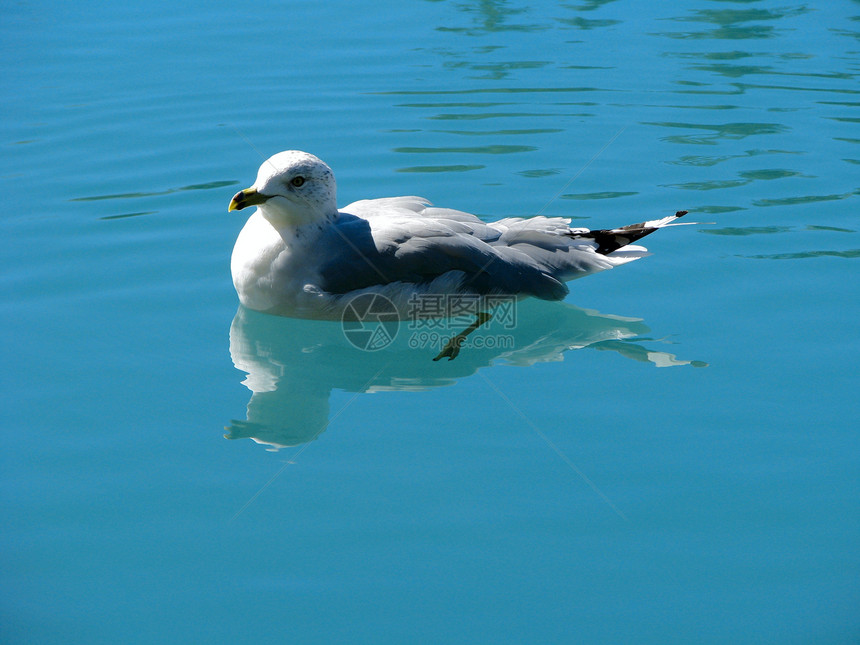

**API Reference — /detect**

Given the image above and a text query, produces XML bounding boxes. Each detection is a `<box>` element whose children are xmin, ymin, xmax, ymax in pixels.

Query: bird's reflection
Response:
<box><xmin>226</xmin><ymin>300</ymin><xmax>702</xmax><ymax>451</ymax></box>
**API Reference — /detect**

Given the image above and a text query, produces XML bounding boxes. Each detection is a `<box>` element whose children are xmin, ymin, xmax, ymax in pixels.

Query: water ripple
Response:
<box><xmin>657</xmin><ymin>6</ymin><xmax>811</xmax><ymax>40</ymax></box>
<box><xmin>557</xmin><ymin>17</ymin><xmax>621</xmax><ymax>30</ymax></box>
<box><xmin>644</xmin><ymin>121</ymin><xmax>790</xmax><ymax>144</ymax></box>
<box><xmin>702</xmin><ymin>226</ymin><xmax>792</xmax><ymax>236</ymax></box>
<box><xmin>667</xmin><ymin>149</ymin><xmax>802</xmax><ymax>167</ymax></box>
<box><xmin>742</xmin><ymin>249</ymin><xmax>860</xmax><ymax>260</ymax></box>
<box><xmin>561</xmin><ymin>191</ymin><xmax>638</xmax><ymax>201</ymax></box>
<box><xmin>431</xmin><ymin>128</ymin><xmax>565</xmax><ymax>136</ymax></box>
<box><xmin>753</xmin><ymin>191</ymin><xmax>859</xmax><ymax>207</ymax></box>
<box><xmin>71</xmin><ymin>180</ymin><xmax>239</xmax><ymax>202</ymax></box>
<box><xmin>396</xmin><ymin>165</ymin><xmax>485</xmax><ymax>174</ymax></box>
<box><xmin>99</xmin><ymin>211</ymin><xmax>157</xmax><ymax>221</ymax></box>
<box><xmin>664</xmin><ymin>168</ymin><xmax>807</xmax><ymax>193</ymax></box>
<box><xmin>393</xmin><ymin>145</ymin><xmax>537</xmax><ymax>155</ymax></box>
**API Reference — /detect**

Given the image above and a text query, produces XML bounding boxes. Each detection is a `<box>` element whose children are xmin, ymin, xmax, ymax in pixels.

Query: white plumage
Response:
<box><xmin>229</xmin><ymin>150</ymin><xmax>691</xmax><ymax>321</ymax></box>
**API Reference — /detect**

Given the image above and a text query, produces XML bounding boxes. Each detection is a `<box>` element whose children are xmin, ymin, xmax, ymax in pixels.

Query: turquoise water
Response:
<box><xmin>2</xmin><ymin>1</ymin><xmax>858</xmax><ymax>642</ymax></box>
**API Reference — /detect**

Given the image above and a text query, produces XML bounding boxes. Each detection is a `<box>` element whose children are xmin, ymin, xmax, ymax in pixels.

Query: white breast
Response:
<box><xmin>231</xmin><ymin>213</ymin><xmax>291</xmax><ymax>311</ymax></box>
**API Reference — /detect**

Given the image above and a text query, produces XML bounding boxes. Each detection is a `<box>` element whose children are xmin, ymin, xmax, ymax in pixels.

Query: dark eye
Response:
<box><xmin>290</xmin><ymin>176</ymin><xmax>305</xmax><ymax>188</ymax></box>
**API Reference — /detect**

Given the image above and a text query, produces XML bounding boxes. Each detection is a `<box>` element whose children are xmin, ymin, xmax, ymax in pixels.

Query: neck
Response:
<box><xmin>271</xmin><ymin>217</ymin><xmax>330</xmax><ymax>248</ymax></box>
<box><xmin>258</xmin><ymin>204</ymin><xmax>333</xmax><ymax>246</ymax></box>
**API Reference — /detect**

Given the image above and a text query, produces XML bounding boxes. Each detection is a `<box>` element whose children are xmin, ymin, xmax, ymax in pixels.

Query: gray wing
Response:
<box><xmin>314</xmin><ymin>198</ymin><xmax>569</xmax><ymax>300</ymax></box>
<box><xmin>313</xmin><ymin>197</ymin><xmax>683</xmax><ymax>299</ymax></box>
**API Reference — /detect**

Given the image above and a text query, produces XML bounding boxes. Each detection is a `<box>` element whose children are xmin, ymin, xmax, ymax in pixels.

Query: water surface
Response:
<box><xmin>2</xmin><ymin>1</ymin><xmax>858</xmax><ymax>643</ymax></box>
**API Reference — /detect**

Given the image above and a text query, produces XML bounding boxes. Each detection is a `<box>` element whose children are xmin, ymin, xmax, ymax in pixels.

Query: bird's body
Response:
<box><xmin>229</xmin><ymin>151</ymin><xmax>690</xmax><ymax>322</ymax></box>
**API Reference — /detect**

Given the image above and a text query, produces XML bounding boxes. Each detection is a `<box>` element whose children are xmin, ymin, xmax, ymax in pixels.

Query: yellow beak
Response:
<box><xmin>228</xmin><ymin>187</ymin><xmax>269</xmax><ymax>212</ymax></box>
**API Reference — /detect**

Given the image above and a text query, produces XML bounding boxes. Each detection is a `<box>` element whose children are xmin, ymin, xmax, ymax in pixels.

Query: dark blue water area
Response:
<box><xmin>2</xmin><ymin>1</ymin><xmax>858</xmax><ymax>643</ymax></box>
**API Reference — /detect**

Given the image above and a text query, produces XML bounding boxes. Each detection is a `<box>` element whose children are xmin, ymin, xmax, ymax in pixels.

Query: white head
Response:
<box><xmin>229</xmin><ymin>151</ymin><xmax>338</xmax><ymax>230</ymax></box>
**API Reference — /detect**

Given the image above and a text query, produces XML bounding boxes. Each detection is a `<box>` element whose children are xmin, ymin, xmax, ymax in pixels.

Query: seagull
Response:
<box><xmin>228</xmin><ymin>150</ymin><xmax>691</xmax><ymax>360</ymax></box>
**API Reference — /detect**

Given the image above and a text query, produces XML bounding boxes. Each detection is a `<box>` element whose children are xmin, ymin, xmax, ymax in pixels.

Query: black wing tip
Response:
<box><xmin>567</xmin><ymin>210</ymin><xmax>690</xmax><ymax>256</ymax></box>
